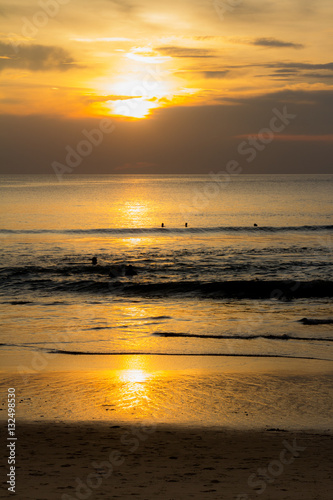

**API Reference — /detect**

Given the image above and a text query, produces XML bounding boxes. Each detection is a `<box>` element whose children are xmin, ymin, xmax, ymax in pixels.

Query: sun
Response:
<box><xmin>109</xmin><ymin>97</ymin><xmax>158</xmax><ymax>119</ymax></box>
<box><xmin>93</xmin><ymin>50</ymin><xmax>174</xmax><ymax>118</ymax></box>
<box><xmin>108</xmin><ymin>75</ymin><xmax>171</xmax><ymax>118</ymax></box>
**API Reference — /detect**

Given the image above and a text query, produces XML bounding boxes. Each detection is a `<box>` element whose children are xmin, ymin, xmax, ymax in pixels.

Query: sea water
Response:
<box><xmin>0</xmin><ymin>174</ymin><xmax>332</xmax><ymax>364</ymax></box>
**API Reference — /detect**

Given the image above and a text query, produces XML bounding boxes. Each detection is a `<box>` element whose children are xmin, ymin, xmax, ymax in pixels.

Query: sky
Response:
<box><xmin>0</xmin><ymin>0</ymin><xmax>332</xmax><ymax>174</ymax></box>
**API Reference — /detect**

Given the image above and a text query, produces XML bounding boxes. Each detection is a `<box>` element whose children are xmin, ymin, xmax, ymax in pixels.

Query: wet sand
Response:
<box><xmin>0</xmin><ymin>356</ymin><xmax>332</xmax><ymax>498</ymax></box>
<box><xmin>0</xmin><ymin>422</ymin><xmax>332</xmax><ymax>499</ymax></box>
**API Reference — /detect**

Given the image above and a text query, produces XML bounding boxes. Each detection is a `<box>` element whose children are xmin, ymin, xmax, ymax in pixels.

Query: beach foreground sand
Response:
<box><xmin>1</xmin><ymin>422</ymin><xmax>332</xmax><ymax>500</ymax></box>
<box><xmin>1</xmin><ymin>357</ymin><xmax>332</xmax><ymax>498</ymax></box>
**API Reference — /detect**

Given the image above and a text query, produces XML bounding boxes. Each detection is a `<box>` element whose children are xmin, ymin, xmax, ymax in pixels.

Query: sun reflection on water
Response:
<box><xmin>118</xmin><ymin>200</ymin><xmax>151</xmax><ymax>227</ymax></box>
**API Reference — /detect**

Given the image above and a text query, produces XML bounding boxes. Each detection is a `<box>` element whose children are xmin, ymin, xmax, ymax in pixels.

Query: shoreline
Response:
<box><xmin>1</xmin><ymin>351</ymin><xmax>332</xmax><ymax>372</ymax></box>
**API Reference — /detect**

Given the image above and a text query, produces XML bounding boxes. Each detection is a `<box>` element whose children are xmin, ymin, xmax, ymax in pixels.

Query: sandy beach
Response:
<box><xmin>0</xmin><ymin>356</ymin><xmax>332</xmax><ymax>499</ymax></box>
<box><xmin>0</xmin><ymin>422</ymin><xmax>332</xmax><ymax>500</ymax></box>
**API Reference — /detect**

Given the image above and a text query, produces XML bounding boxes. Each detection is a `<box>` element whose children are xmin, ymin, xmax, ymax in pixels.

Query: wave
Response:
<box><xmin>76</xmin><ymin>279</ymin><xmax>331</xmax><ymax>299</ymax></box>
<box><xmin>2</xmin><ymin>258</ymin><xmax>331</xmax><ymax>280</ymax></box>
<box><xmin>1</xmin><ymin>300</ymin><xmax>34</xmax><ymax>305</ymax></box>
<box><xmin>1</xmin><ymin>225</ymin><xmax>332</xmax><ymax>235</ymax></box>
<box><xmin>2</xmin><ymin>279</ymin><xmax>332</xmax><ymax>299</ymax></box>
<box><xmin>298</xmin><ymin>318</ymin><xmax>333</xmax><ymax>325</ymax></box>
<box><xmin>19</xmin><ymin>348</ymin><xmax>328</xmax><ymax>361</ymax></box>
<box><xmin>0</xmin><ymin>300</ymin><xmax>70</xmax><ymax>306</ymax></box>
<box><xmin>153</xmin><ymin>332</ymin><xmax>333</xmax><ymax>341</ymax></box>
<box><xmin>1</xmin><ymin>264</ymin><xmax>113</xmax><ymax>277</ymax></box>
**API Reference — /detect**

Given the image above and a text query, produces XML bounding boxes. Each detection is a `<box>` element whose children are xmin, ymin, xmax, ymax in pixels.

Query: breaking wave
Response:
<box><xmin>1</xmin><ymin>225</ymin><xmax>332</xmax><ymax>235</ymax></box>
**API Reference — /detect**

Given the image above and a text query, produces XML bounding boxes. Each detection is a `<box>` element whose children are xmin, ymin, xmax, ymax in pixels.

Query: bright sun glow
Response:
<box><xmin>120</xmin><ymin>369</ymin><xmax>149</xmax><ymax>383</ymax></box>
<box><xmin>116</xmin><ymin>366</ymin><xmax>154</xmax><ymax>413</ymax></box>
<box><xmin>96</xmin><ymin>56</ymin><xmax>174</xmax><ymax>118</ymax></box>
<box><xmin>111</xmin><ymin>97</ymin><xmax>158</xmax><ymax>119</ymax></box>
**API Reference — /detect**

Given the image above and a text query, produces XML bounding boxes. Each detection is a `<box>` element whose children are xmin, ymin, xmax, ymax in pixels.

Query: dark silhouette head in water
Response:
<box><xmin>92</xmin><ymin>257</ymin><xmax>97</xmax><ymax>265</ymax></box>
<box><xmin>254</xmin><ymin>223</ymin><xmax>258</xmax><ymax>227</ymax></box>
<box><xmin>109</xmin><ymin>264</ymin><xmax>138</xmax><ymax>277</ymax></box>
<box><xmin>185</xmin><ymin>222</ymin><xmax>188</xmax><ymax>228</ymax></box>
<box><xmin>161</xmin><ymin>223</ymin><xmax>164</xmax><ymax>228</ymax></box>
<box><xmin>125</xmin><ymin>264</ymin><xmax>138</xmax><ymax>276</ymax></box>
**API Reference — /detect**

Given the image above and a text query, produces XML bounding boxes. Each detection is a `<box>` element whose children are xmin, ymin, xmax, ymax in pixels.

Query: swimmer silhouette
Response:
<box><xmin>161</xmin><ymin>223</ymin><xmax>164</xmax><ymax>228</ymax></box>
<box><xmin>125</xmin><ymin>264</ymin><xmax>138</xmax><ymax>276</ymax></box>
<box><xmin>109</xmin><ymin>264</ymin><xmax>138</xmax><ymax>278</ymax></box>
<box><xmin>254</xmin><ymin>223</ymin><xmax>258</xmax><ymax>227</ymax></box>
<box><xmin>185</xmin><ymin>222</ymin><xmax>188</xmax><ymax>228</ymax></box>
<box><xmin>92</xmin><ymin>257</ymin><xmax>97</xmax><ymax>265</ymax></box>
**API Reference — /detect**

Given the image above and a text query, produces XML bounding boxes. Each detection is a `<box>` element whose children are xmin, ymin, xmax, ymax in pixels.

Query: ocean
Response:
<box><xmin>0</xmin><ymin>174</ymin><xmax>332</xmax><ymax>366</ymax></box>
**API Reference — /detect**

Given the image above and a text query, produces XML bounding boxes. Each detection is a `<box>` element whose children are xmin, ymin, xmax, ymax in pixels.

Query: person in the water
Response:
<box><xmin>109</xmin><ymin>264</ymin><xmax>138</xmax><ymax>277</ymax></box>
<box><xmin>125</xmin><ymin>264</ymin><xmax>137</xmax><ymax>276</ymax></box>
<box><xmin>91</xmin><ymin>256</ymin><xmax>97</xmax><ymax>265</ymax></box>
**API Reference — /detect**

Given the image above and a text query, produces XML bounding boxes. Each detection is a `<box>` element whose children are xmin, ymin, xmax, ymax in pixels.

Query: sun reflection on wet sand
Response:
<box><xmin>104</xmin><ymin>357</ymin><xmax>157</xmax><ymax>417</ymax></box>
<box><xmin>1</xmin><ymin>357</ymin><xmax>332</xmax><ymax>430</ymax></box>
<box><xmin>117</xmin><ymin>370</ymin><xmax>153</xmax><ymax>414</ymax></box>
<box><xmin>119</xmin><ymin>369</ymin><xmax>149</xmax><ymax>384</ymax></box>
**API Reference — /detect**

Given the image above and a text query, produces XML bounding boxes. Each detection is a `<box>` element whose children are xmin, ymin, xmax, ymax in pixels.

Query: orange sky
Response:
<box><xmin>0</xmin><ymin>0</ymin><xmax>332</xmax><ymax>173</ymax></box>
<box><xmin>1</xmin><ymin>0</ymin><xmax>332</xmax><ymax>118</ymax></box>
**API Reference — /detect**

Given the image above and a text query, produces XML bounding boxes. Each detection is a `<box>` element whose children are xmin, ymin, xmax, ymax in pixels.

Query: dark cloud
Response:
<box><xmin>252</xmin><ymin>38</ymin><xmax>304</xmax><ymax>49</ymax></box>
<box><xmin>156</xmin><ymin>46</ymin><xmax>216</xmax><ymax>58</ymax></box>
<box><xmin>1</xmin><ymin>89</ymin><xmax>332</xmax><ymax>175</ymax></box>
<box><xmin>223</xmin><ymin>61</ymin><xmax>333</xmax><ymax>73</ymax></box>
<box><xmin>213</xmin><ymin>0</ymin><xmax>323</xmax><ymax>21</ymax></box>
<box><xmin>267</xmin><ymin>62</ymin><xmax>333</xmax><ymax>71</ymax></box>
<box><xmin>201</xmin><ymin>70</ymin><xmax>229</xmax><ymax>79</ymax></box>
<box><xmin>0</xmin><ymin>43</ymin><xmax>79</xmax><ymax>72</ymax></box>
<box><xmin>274</xmin><ymin>68</ymin><xmax>299</xmax><ymax>74</ymax></box>
<box><xmin>270</xmin><ymin>134</ymin><xmax>333</xmax><ymax>142</ymax></box>
<box><xmin>254</xmin><ymin>61</ymin><xmax>333</xmax><ymax>80</ymax></box>
<box><xmin>193</xmin><ymin>36</ymin><xmax>222</xmax><ymax>40</ymax></box>
<box><xmin>177</xmin><ymin>69</ymin><xmax>230</xmax><ymax>79</ymax></box>
<box><xmin>266</xmin><ymin>74</ymin><xmax>294</xmax><ymax>80</ymax></box>
<box><xmin>303</xmin><ymin>73</ymin><xmax>333</xmax><ymax>79</ymax></box>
